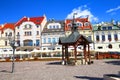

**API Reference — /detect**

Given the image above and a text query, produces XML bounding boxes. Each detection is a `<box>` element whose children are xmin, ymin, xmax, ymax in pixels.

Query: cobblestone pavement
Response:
<box><xmin>0</xmin><ymin>59</ymin><xmax>120</xmax><ymax>80</ymax></box>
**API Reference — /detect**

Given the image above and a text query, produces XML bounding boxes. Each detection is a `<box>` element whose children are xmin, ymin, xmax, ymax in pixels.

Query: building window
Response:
<box><xmin>52</xmin><ymin>38</ymin><xmax>56</xmax><ymax>43</ymax></box>
<box><xmin>49</xmin><ymin>26</ymin><xmax>52</xmax><ymax>29</ymax></box>
<box><xmin>84</xmin><ymin>22</ymin><xmax>89</xmax><ymax>26</ymax></box>
<box><xmin>88</xmin><ymin>36</ymin><xmax>91</xmax><ymax>40</ymax></box>
<box><xmin>56</xmin><ymin>25</ymin><xmax>59</xmax><ymax>28</ymax></box>
<box><xmin>43</xmin><ymin>38</ymin><xmax>46</xmax><ymax>43</ymax></box>
<box><xmin>48</xmin><ymin>38</ymin><xmax>51</xmax><ymax>43</ymax></box>
<box><xmin>29</xmin><ymin>24</ymin><xmax>32</xmax><ymax>28</ymax></box>
<box><xmin>36</xmin><ymin>25</ymin><xmax>39</xmax><ymax>28</ymax></box>
<box><xmin>108</xmin><ymin>34</ymin><xmax>111</xmax><ymax>41</ymax></box>
<box><xmin>36</xmin><ymin>40</ymin><xmax>39</xmax><ymax>46</ymax></box>
<box><xmin>53</xmin><ymin>25</ymin><xmax>55</xmax><ymax>29</ymax></box>
<box><xmin>37</xmin><ymin>31</ymin><xmax>39</xmax><ymax>35</ymax></box>
<box><xmin>5</xmin><ymin>41</ymin><xmax>7</xmax><ymax>46</ymax></box>
<box><xmin>96</xmin><ymin>35</ymin><xmax>99</xmax><ymax>41</ymax></box>
<box><xmin>108</xmin><ymin>44</ymin><xmax>112</xmax><ymax>49</ymax></box>
<box><xmin>102</xmin><ymin>27</ymin><xmax>106</xmax><ymax>30</ymax></box>
<box><xmin>17</xmin><ymin>32</ymin><xmax>20</xmax><ymax>35</ymax></box>
<box><xmin>76</xmin><ymin>22</ymin><xmax>82</xmax><ymax>27</ymax></box>
<box><xmin>114</xmin><ymin>34</ymin><xmax>118</xmax><ymax>41</ymax></box>
<box><xmin>36</xmin><ymin>20</ymin><xmax>40</xmax><ymax>22</ymax></box>
<box><xmin>5</xmin><ymin>33</ymin><xmax>7</xmax><ymax>37</ymax></box>
<box><xmin>119</xmin><ymin>45</ymin><xmax>120</xmax><ymax>48</ymax></box>
<box><xmin>25</xmin><ymin>32</ymin><xmax>27</xmax><ymax>36</ymax></box>
<box><xmin>29</xmin><ymin>32</ymin><xmax>32</xmax><ymax>36</ymax></box>
<box><xmin>98</xmin><ymin>46</ymin><xmax>103</xmax><ymax>49</ymax></box>
<box><xmin>102</xmin><ymin>35</ymin><xmax>105</xmax><ymax>41</ymax></box>
<box><xmin>24</xmin><ymin>24</ymin><xmax>32</xmax><ymax>29</ymax></box>
<box><xmin>43</xmin><ymin>48</ymin><xmax>46</xmax><ymax>50</ymax></box>
<box><xmin>67</xmin><ymin>23</ymin><xmax>72</xmax><ymax>27</ymax></box>
<box><xmin>9</xmin><ymin>32</ymin><xmax>12</xmax><ymax>36</ymax></box>
<box><xmin>108</xmin><ymin>26</ymin><xmax>112</xmax><ymax>30</ymax></box>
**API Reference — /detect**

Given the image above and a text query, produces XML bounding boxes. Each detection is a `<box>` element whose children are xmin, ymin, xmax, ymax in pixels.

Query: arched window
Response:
<box><xmin>108</xmin><ymin>34</ymin><xmax>112</xmax><ymax>41</ymax></box>
<box><xmin>102</xmin><ymin>35</ymin><xmax>105</xmax><ymax>41</ymax></box>
<box><xmin>96</xmin><ymin>35</ymin><xmax>99</xmax><ymax>41</ymax></box>
<box><xmin>114</xmin><ymin>34</ymin><xmax>118</xmax><ymax>41</ymax></box>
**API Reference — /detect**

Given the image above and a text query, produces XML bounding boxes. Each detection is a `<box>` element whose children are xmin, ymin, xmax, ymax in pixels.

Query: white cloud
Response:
<box><xmin>106</xmin><ymin>6</ymin><xmax>120</xmax><ymax>13</ymax></box>
<box><xmin>66</xmin><ymin>5</ymin><xmax>98</xmax><ymax>22</ymax></box>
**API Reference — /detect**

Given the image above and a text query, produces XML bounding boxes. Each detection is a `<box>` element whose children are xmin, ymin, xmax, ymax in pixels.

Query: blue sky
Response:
<box><xmin>0</xmin><ymin>0</ymin><xmax>120</xmax><ymax>24</ymax></box>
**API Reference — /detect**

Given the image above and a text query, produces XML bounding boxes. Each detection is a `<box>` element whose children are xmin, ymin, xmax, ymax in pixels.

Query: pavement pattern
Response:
<box><xmin>0</xmin><ymin>59</ymin><xmax>120</xmax><ymax>80</ymax></box>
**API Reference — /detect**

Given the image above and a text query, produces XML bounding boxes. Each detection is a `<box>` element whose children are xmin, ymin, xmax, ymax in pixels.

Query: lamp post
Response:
<box><xmin>8</xmin><ymin>34</ymin><xmax>16</xmax><ymax>73</ymax></box>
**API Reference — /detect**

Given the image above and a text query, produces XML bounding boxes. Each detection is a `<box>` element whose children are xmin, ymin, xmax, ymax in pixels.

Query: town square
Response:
<box><xmin>0</xmin><ymin>0</ymin><xmax>120</xmax><ymax>80</ymax></box>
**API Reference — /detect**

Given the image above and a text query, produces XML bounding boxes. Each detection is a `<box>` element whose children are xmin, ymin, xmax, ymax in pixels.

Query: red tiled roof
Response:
<box><xmin>65</xmin><ymin>17</ymin><xmax>92</xmax><ymax>31</ymax></box>
<box><xmin>0</xmin><ymin>25</ymin><xmax>2</xmax><ymax>30</ymax></box>
<box><xmin>3</xmin><ymin>23</ymin><xmax>15</xmax><ymax>30</ymax></box>
<box><xmin>15</xmin><ymin>16</ymin><xmax>44</xmax><ymax>26</ymax></box>
<box><xmin>0</xmin><ymin>23</ymin><xmax>15</xmax><ymax>33</ymax></box>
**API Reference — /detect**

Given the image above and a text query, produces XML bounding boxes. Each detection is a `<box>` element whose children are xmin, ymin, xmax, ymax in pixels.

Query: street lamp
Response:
<box><xmin>8</xmin><ymin>34</ymin><xmax>16</xmax><ymax>73</ymax></box>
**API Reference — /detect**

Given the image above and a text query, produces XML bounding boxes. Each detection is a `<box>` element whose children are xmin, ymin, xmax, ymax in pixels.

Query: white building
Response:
<box><xmin>0</xmin><ymin>23</ymin><xmax>15</xmax><ymax>50</ymax></box>
<box><xmin>15</xmin><ymin>15</ymin><xmax>47</xmax><ymax>50</ymax></box>
<box><xmin>93</xmin><ymin>20</ymin><xmax>120</xmax><ymax>52</ymax></box>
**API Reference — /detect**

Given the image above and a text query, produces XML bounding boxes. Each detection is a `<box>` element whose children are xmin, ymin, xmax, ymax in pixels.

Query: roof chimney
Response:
<box><xmin>27</xmin><ymin>17</ymin><xmax>30</xmax><ymax>21</ymax></box>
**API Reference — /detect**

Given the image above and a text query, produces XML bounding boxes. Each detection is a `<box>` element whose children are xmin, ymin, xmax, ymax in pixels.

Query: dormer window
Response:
<box><xmin>24</xmin><ymin>24</ymin><xmax>32</xmax><ymax>29</ymax></box>
<box><xmin>84</xmin><ymin>22</ymin><xmax>89</xmax><ymax>26</ymax></box>
<box><xmin>102</xmin><ymin>27</ymin><xmax>106</xmax><ymax>30</ymax></box>
<box><xmin>76</xmin><ymin>22</ymin><xmax>82</xmax><ymax>27</ymax></box>
<box><xmin>36</xmin><ymin>20</ymin><xmax>40</xmax><ymax>22</ymax></box>
<box><xmin>67</xmin><ymin>23</ymin><xmax>72</xmax><ymax>27</ymax></box>
<box><xmin>108</xmin><ymin>26</ymin><xmax>112</xmax><ymax>30</ymax></box>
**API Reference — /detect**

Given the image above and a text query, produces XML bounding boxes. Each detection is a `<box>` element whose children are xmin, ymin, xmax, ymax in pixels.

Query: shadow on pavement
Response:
<box><xmin>105</xmin><ymin>60</ymin><xmax>120</xmax><ymax>65</ymax></box>
<box><xmin>0</xmin><ymin>70</ymin><xmax>11</xmax><ymax>73</ymax></box>
<box><xmin>74</xmin><ymin>76</ymin><xmax>103</xmax><ymax>80</ymax></box>
<box><xmin>46</xmin><ymin>61</ymin><xmax>62</xmax><ymax>65</ymax></box>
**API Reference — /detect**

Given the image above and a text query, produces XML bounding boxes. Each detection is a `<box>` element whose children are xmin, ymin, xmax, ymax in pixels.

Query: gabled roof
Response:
<box><xmin>59</xmin><ymin>31</ymin><xmax>92</xmax><ymax>44</ymax></box>
<box><xmin>15</xmin><ymin>16</ymin><xmax>45</xmax><ymax>26</ymax></box>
